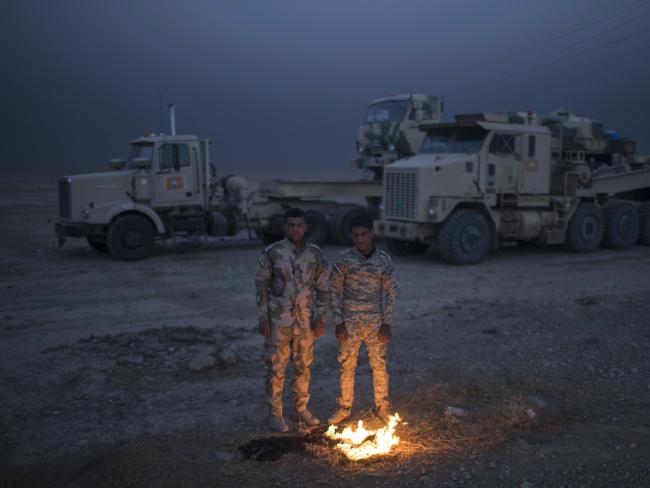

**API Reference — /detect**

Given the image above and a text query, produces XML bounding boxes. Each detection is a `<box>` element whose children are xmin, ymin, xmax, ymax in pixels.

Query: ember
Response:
<box><xmin>325</xmin><ymin>413</ymin><xmax>404</xmax><ymax>461</ymax></box>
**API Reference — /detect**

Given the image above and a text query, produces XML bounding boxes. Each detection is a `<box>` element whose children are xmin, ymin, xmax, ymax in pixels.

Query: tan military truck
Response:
<box><xmin>375</xmin><ymin>110</ymin><xmax>650</xmax><ymax>264</ymax></box>
<box><xmin>55</xmin><ymin>133</ymin><xmax>251</xmax><ymax>260</ymax></box>
<box><xmin>352</xmin><ymin>94</ymin><xmax>443</xmax><ymax>179</ymax></box>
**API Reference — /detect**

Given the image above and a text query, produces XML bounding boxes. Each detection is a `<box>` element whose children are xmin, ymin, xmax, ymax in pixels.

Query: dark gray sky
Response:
<box><xmin>2</xmin><ymin>0</ymin><xmax>650</xmax><ymax>178</ymax></box>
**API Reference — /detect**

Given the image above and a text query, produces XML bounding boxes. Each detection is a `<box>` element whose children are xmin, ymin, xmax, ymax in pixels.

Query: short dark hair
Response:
<box><xmin>349</xmin><ymin>214</ymin><xmax>373</xmax><ymax>232</ymax></box>
<box><xmin>284</xmin><ymin>207</ymin><xmax>306</xmax><ymax>221</ymax></box>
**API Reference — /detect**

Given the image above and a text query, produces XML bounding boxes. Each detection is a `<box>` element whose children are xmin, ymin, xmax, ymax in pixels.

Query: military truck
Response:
<box><xmin>353</xmin><ymin>94</ymin><xmax>443</xmax><ymax>179</ymax></box>
<box><xmin>54</xmin><ymin>124</ymin><xmax>252</xmax><ymax>260</ymax></box>
<box><xmin>375</xmin><ymin>110</ymin><xmax>650</xmax><ymax>264</ymax></box>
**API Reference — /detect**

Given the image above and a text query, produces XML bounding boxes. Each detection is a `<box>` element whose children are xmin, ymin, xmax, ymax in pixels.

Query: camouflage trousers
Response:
<box><xmin>336</xmin><ymin>324</ymin><xmax>389</xmax><ymax>411</ymax></box>
<box><xmin>265</xmin><ymin>324</ymin><xmax>314</xmax><ymax>415</ymax></box>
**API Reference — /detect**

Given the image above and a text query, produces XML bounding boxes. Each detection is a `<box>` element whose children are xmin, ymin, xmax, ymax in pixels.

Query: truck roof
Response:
<box><xmin>128</xmin><ymin>134</ymin><xmax>201</xmax><ymax>144</ymax></box>
<box><xmin>477</xmin><ymin>121</ymin><xmax>550</xmax><ymax>135</ymax></box>
<box><xmin>368</xmin><ymin>93</ymin><xmax>437</xmax><ymax>105</ymax></box>
<box><xmin>420</xmin><ymin>120</ymin><xmax>550</xmax><ymax>135</ymax></box>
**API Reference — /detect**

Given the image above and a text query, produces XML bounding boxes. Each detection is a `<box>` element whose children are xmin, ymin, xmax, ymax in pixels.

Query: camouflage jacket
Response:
<box><xmin>330</xmin><ymin>246</ymin><xmax>396</xmax><ymax>327</ymax></box>
<box><xmin>255</xmin><ymin>238</ymin><xmax>329</xmax><ymax>329</ymax></box>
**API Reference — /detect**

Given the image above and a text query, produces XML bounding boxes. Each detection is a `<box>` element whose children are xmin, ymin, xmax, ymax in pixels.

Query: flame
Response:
<box><xmin>325</xmin><ymin>413</ymin><xmax>403</xmax><ymax>460</ymax></box>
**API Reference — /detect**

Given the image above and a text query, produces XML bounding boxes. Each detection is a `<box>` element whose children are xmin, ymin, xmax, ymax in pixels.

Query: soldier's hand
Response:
<box><xmin>258</xmin><ymin>319</ymin><xmax>271</xmax><ymax>338</ymax></box>
<box><xmin>335</xmin><ymin>323</ymin><xmax>348</xmax><ymax>343</ymax></box>
<box><xmin>379</xmin><ymin>323</ymin><xmax>391</xmax><ymax>344</ymax></box>
<box><xmin>312</xmin><ymin>319</ymin><xmax>327</xmax><ymax>339</ymax></box>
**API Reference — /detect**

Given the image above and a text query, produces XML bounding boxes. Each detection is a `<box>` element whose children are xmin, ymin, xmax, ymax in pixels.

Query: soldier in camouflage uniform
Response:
<box><xmin>255</xmin><ymin>208</ymin><xmax>329</xmax><ymax>433</ymax></box>
<box><xmin>328</xmin><ymin>214</ymin><xmax>397</xmax><ymax>425</ymax></box>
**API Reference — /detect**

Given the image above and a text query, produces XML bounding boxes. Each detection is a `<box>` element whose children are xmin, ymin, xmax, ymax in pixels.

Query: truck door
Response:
<box><xmin>518</xmin><ymin>133</ymin><xmax>550</xmax><ymax>194</ymax></box>
<box><xmin>486</xmin><ymin>132</ymin><xmax>520</xmax><ymax>194</ymax></box>
<box><xmin>153</xmin><ymin>142</ymin><xmax>202</xmax><ymax>208</ymax></box>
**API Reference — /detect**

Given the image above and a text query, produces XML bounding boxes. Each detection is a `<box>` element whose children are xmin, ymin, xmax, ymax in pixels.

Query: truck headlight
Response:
<box><xmin>428</xmin><ymin>197</ymin><xmax>438</xmax><ymax>220</ymax></box>
<box><xmin>81</xmin><ymin>209</ymin><xmax>90</xmax><ymax>219</ymax></box>
<box><xmin>388</xmin><ymin>143</ymin><xmax>395</xmax><ymax>152</ymax></box>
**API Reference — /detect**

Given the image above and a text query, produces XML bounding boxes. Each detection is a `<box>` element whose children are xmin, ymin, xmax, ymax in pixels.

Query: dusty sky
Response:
<box><xmin>2</xmin><ymin>0</ymin><xmax>650</xmax><ymax>178</ymax></box>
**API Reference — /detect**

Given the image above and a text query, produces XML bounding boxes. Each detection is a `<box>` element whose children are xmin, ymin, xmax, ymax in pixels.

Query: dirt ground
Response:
<box><xmin>1</xmin><ymin>175</ymin><xmax>649</xmax><ymax>488</ymax></box>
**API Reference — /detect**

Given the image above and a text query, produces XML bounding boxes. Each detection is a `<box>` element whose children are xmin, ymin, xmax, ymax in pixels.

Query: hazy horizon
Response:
<box><xmin>3</xmin><ymin>0</ymin><xmax>650</xmax><ymax>177</ymax></box>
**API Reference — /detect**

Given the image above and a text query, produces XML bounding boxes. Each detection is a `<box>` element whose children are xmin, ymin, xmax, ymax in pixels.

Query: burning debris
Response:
<box><xmin>325</xmin><ymin>413</ymin><xmax>405</xmax><ymax>461</ymax></box>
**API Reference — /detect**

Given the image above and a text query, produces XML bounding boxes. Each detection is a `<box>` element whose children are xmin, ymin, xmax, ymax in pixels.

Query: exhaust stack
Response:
<box><xmin>168</xmin><ymin>104</ymin><xmax>176</xmax><ymax>136</ymax></box>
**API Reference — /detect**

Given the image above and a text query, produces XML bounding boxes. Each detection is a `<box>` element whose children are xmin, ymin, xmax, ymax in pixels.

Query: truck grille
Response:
<box><xmin>364</xmin><ymin>142</ymin><xmax>387</xmax><ymax>155</ymax></box>
<box><xmin>58</xmin><ymin>178</ymin><xmax>71</xmax><ymax>219</ymax></box>
<box><xmin>384</xmin><ymin>171</ymin><xmax>417</xmax><ymax>220</ymax></box>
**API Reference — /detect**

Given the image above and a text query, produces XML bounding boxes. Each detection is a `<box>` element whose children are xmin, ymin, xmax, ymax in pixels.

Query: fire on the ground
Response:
<box><xmin>325</xmin><ymin>413</ymin><xmax>404</xmax><ymax>460</ymax></box>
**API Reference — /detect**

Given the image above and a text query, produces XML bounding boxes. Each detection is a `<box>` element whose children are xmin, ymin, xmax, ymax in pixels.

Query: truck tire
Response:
<box><xmin>638</xmin><ymin>203</ymin><xmax>650</xmax><ymax>246</ymax></box>
<box><xmin>329</xmin><ymin>206</ymin><xmax>369</xmax><ymax>246</ymax></box>
<box><xmin>565</xmin><ymin>202</ymin><xmax>604</xmax><ymax>253</ymax></box>
<box><xmin>438</xmin><ymin>209</ymin><xmax>491</xmax><ymax>265</ymax></box>
<box><xmin>107</xmin><ymin>215</ymin><xmax>155</xmax><ymax>261</ymax></box>
<box><xmin>602</xmin><ymin>202</ymin><xmax>639</xmax><ymax>250</ymax></box>
<box><xmin>86</xmin><ymin>235</ymin><xmax>108</xmax><ymax>253</ymax></box>
<box><xmin>304</xmin><ymin>210</ymin><xmax>329</xmax><ymax>246</ymax></box>
<box><xmin>387</xmin><ymin>239</ymin><xmax>428</xmax><ymax>255</ymax></box>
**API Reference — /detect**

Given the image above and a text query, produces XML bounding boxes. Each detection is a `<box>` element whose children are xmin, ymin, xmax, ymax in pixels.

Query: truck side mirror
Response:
<box><xmin>110</xmin><ymin>159</ymin><xmax>126</xmax><ymax>170</ymax></box>
<box><xmin>132</xmin><ymin>157</ymin><xmax>152</xmax><ymax>170</ymax></box>
<box><xmin>415</xmin><ymin>110</ymin><xmax>424</xmax><ymax>123</ymax></box>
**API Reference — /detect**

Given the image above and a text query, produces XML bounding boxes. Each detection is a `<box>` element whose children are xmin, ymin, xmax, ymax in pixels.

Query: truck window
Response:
<box><xmin>364</xmin><ymin>101</ymin><xmax>408</xmax><ymax>124</ymax></box>
<box><xmin>159</xmin><ymin>143</ymin><xmax>191</xmax><ymax>170</ymax></box>
<box><xmin>129</xmin><ymin>143</ymin><xmax>154</xmax><ymax>168</ymax></box>
<box><xmin>420</xmin><ymin>125</ymin><xmax>486</xmax><ymax>154</ymax></box>
<box><xmin>528</xmin><ymin>135</ymin><xmax>536</xmax><ymax>157</ymax></box>
<box><xmin>489</xmin><ymin>134</ymin><xmax>515</xmax><ymax>155</ymax></box>
<box><xmin>408</xmin><ymin>102</ymin><xmax>437</xmax><ymax>120</ymax></box>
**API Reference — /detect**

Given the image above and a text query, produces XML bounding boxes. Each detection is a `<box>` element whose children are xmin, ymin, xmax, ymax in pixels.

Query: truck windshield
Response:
<box><xmin>420</xmin><ymin>126</ymin><xmax>487</xmax><ymax>154</ymax></box>
<box><xmin>364</xmin><ymin>101</ymin><xmax>409</xmax><ymax>124</ymax></box>
<box><xmin>129</xmin><ymin>144</ymin><xmax>154</xmax><ymax>168</ymax></box>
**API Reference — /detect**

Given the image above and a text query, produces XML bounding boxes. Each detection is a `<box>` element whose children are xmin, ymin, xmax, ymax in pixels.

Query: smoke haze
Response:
<box><xmin>2</xmin><ymin>0</ymin><xmax>650</xmax><ymax>178</ymax></box>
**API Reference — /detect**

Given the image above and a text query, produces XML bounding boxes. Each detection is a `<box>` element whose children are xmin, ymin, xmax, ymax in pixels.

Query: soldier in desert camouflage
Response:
<box><xmin>328</xmin><ymin>214</ymin><xmax>397</xmax><ymax>425</ymax></box>
<box><xmin>255</xmin><ymin>208</ymin><xmax>329</xmax><ymax>433</ymax></box>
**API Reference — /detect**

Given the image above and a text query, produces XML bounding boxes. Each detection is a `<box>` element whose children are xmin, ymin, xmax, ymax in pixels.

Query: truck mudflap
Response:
<box><xmin>54</xmin><ymin>221</ymin><xmax>89</xmax><ymax>246</ymax></box>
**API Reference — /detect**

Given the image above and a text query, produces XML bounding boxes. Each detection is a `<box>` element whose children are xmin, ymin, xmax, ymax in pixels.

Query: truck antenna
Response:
<box><xmin>168</xmin><ymin>104</ymin><xmax>177</xmax><ymax>136</ymax></box>
<box><xmin>158</xmin><ymin>88</ymin><xmax>165</xmax><ymax>133</ymax></box>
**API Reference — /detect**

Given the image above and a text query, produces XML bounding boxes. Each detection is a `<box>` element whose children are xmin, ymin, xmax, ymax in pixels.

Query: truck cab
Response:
<box><xmin>353</xmin><ymin>94</ymin><xmax>442</xmax><ymax>179</ymax></box>
<box><xmin>376</xmin><ymin>113</ymin><xmax>563</xmax><ymax>263</ymax></box>
<box><xmin>55</xmin><ymin>131</ymin><xmax>248</xmax><ymax>260</ymax></box>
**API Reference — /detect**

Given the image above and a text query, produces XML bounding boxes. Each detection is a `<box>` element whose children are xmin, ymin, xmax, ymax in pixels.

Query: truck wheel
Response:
<box><xmin>330</xmin><ymin>206</ymin><xmax>369</xmax><ymax>246</ymax></box>
<box><xmin>438</xmin><ymin>209</ymin><xmax>491</xmax><ymax>265</ymax></box>
<box><xmin>565</xmin><ymin>202</ymin><xmax>604</xmax><ymax>252</ymax></box>
<box><xmin>637</xmin><ymin>203</ymin><xmax>650</xmax><ymax>245</ymax></box>
<box><xmin>107</xmin><ymin>215</ymin><xmax>155</xmax><ymax>261</ymax></box>
<box><xmin>387</xmin><ymin>239</ymin><xmax>428</xmax><ymax>255</ymax></box>
<box><xmin>603</xmin><ymin>202</ymin><xmax>639</xmax><ymax>250</ymax></box>
<box><xmin>304</xmin><ymin>210</ymin><xmax>329</xmax><ymax>246</ymax></box>
<box><xmin>86</xmin><ymin>235</ymin><xmax>108</xmax><ymax>253</ymax></box>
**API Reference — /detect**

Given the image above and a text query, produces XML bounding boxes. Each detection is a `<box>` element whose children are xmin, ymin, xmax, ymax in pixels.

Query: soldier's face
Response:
<box><xmin>284</xmin><ymin>217</ymin><xmax>307</xmax><ymax>244</ymax></box>
<box><xmin>352</xmin><ymin>226</ymin><xmax>374</xmax><ymax>254</ymax></box>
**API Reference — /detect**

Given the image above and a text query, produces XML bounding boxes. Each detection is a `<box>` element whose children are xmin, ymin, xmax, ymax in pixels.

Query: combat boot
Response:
<box><xmin>377</xmin><ymin>404</ymin><xmax>393</xmax><ymax>423</ymax></box>
<box><xmin>327</xmin><ymin>408</ymin><xmax>351</xmax><ymax>425</ymax></box>
<box><xmin>268</xmin><ymin>414</ymin><xmax>289</xmax><ymax>433</ymax></box>
<box><xmin>295</xmin><ymin>409</ymin><xmax>320</xmax><ymax>426</ymax></box>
